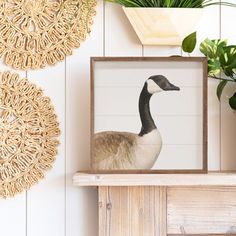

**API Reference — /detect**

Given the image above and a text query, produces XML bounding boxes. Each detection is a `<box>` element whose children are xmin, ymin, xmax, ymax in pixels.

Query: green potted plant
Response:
<box><xmin>182</xmin><ymin>32</ymin><xmax>236</xmax><ymax>111</ymax></box>
<box><xmin>107</xmin><ymin>0</ymin><xmax>236</xmax><ymax>46</ymax></box>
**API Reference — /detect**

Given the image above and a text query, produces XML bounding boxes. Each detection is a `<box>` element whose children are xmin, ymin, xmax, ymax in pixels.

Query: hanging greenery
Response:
<box><xmin>106</xmin><ymin>0</ymin><xmax>236</xmax><ymax>8</ymax></box>
<box><xmin>182</xmin><ymin>32</ymin><xmax>236</xmax><ymax>110</ymax></box>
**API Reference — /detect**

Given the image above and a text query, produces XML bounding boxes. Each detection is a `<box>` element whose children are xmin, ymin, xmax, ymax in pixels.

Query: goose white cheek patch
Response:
<box><xmin>147</xmin><ymin>79</ymin><xmax>162</xmax><ymax>94</ymax></box>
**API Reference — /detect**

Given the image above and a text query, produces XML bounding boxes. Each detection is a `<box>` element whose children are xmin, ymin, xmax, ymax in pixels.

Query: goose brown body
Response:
<box><xmin>92</xmin><ymin>131</ymin><xmax>138</xmax><ymax>169</ymax></box>
<box><xmin>92</xmin><ymin>129</ymin><xmax>162</xmax><ymax>170</ymax></box>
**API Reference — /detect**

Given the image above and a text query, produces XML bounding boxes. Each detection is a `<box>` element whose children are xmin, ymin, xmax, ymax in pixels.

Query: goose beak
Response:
<box><xmin>164</xmin><ymin>82</ymin><xmax>180</xmax><ymax>91</ymax></box>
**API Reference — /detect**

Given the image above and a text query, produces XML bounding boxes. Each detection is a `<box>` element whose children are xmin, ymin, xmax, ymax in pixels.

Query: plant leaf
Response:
<box><xmin>216</xmin><ymin>80</ymin><xmax>227</xmax><ymax>100</ymax></box>
<box><xmin>182</xmin><ymin>32</ymin><xmax>197</xmax><ymax>53</ymax></box>
<box><xmin>229</xmin><ymin>93</ymin><xmax>236</xmax><ymax>110</ymax></box>
<box><xmin>200</xmin><ymin>38</ymin><xmax>227</xmax><ymax>59</ymax></box>
<box><xmin>208</xmin><ymin>58</ymin><xmax>221</xmax><ymax>76</ymax></box>
<box><xmin>106</xmin><ymin>0</ymin><xmax>236</xmax><ymax>8</ymax></box>
<box><xmin>220</xmin><ymin>46</ymin><xmax>236</xmax><ymax>77</ymax></box>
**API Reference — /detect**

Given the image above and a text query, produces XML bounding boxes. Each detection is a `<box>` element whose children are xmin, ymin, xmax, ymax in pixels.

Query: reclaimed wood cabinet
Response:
<box><xmin>73</xmin><ymin>173</ymin><xmax>236</xmax><ymax>236</ymax></box>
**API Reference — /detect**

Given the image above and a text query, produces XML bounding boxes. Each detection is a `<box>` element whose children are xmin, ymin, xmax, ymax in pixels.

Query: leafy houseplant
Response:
<box><xmin>182</xmin><ymin>32</ymin><xmax>236</xmax><ymax>110</ymax></box>
<box><xmin>107</xmin><ymin>0</ymin><xmax>236</xmax><ymax>8</ymax></box>
<box><xmin>106</xmin><ymin>0</ymin><xmax>236</xmax><ymax>46</ymax></box>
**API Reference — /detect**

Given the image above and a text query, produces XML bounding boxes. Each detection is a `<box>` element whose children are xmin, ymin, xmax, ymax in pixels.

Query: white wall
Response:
<box><xmin>1</xmin><ymin>1</ymin><xmax>236</xmax><ymax>236</ymax></box>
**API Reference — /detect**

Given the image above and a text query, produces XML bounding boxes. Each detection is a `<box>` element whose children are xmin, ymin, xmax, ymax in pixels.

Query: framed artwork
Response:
<box><xmin>90</xmin><ymin>57</ymin><xmax>208</xmax><ymax>173</ymax></box>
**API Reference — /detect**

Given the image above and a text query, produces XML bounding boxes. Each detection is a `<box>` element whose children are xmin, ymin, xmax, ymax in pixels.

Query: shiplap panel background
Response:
<box><xmin>0</xmin><ymin>1</ymin><xmax>236</xmax><ymax>236</ymax></box>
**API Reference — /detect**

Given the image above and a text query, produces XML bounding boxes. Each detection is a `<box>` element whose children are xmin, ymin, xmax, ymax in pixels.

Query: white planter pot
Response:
<box><xmin>123</xmin><ymin>7</ymin><xmax>203</xmax><ymax>46</ymax></box>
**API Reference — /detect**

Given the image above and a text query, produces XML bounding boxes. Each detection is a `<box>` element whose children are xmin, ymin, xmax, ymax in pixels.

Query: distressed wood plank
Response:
<box><xmin>98</xmin><ymin>186</ymin><xmax>236</xmax><ymax>236</ymax></box>
<box><xmin>74</xmin><ymin>172</ymin><xmax>236</xmax><ymax>186</ymax></box>
<box><xmin>99</xmin><ymin>187</ymin><xmax>108</xmax><ymax>236</ymax></box>
<box><xmin>98</xmin><ymin>186</ymin><xmax>162</xmax><ymax>236</ymax></box>
<box><xmin>168</xmin><ymin>234</ymin><xmax>230</xmax><ymax>236</ymax></box>
<box><xmin>160</xmin><ymin>187</ymin><xmax>167</xmax><ymax>236</ymax></box>
<box><xmin>167</xmin><ymin>187</ymin><xmax>236</xmax><ymax>234</ymax></box>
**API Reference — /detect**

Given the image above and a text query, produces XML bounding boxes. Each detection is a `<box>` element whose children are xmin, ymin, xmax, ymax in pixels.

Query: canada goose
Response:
<box><xmin>92</xmin><ymin>75</ymin><xmax>180</xmax><ymax>170</ymax></box>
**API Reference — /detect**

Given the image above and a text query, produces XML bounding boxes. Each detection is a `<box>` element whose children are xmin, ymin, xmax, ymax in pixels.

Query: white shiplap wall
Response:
<box><xmin>0</xmin><ymin>1</ymin><xmax>236</xmax><ymax>236</ymax></box>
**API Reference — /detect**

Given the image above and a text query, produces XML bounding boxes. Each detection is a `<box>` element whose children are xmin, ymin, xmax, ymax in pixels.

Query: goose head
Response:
<box><xmin>146</xmin><ymin>75</ymin><xmax>180</xmax><ymax>94</ymax></box>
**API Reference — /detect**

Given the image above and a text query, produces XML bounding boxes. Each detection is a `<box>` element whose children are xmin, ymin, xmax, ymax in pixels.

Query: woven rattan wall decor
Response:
<box><xmin>0</xmin><ymin>0</ymin><xmax>96</xmax><ymax>70</ymax></box>
<box><xmin>0</xmin><ymin>71</ymin><xmax>60</xmax><ymax>198</ymax></box>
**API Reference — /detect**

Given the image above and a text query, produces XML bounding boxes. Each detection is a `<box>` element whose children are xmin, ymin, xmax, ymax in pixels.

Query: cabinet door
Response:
<box><xmin>99</xmin><ymin>186</ymin><xmax>167</xmax><ymax>236</ymax></box>
<box><xmin>167</xmin><ymin>187</ymin><xmax>236</xmax><ymax>235</ymax></box>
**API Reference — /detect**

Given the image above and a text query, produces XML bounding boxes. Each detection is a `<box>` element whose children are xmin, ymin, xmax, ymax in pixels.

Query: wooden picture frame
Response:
<box><xmin>90</xmin><ymin>57</ymin><xmax>208</xmax><ymax>173</ymax></box>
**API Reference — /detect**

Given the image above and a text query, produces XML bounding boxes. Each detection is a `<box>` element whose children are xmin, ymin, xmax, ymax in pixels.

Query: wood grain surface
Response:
<box><xmin>167</xmin><ymin>187</ymin><xmax>236</xmax><ymax>235</ymax></box>
<box><xmin>99</xmin><ymin>186</ymin><xmax>236</xmax><ymax>236</ymax></box>
<box><xmin>99</xmin><ymin>186</ymin><xmax>167</xmax><ymax>236</ymax></box>
<box><xmin>73</xmin><ymin>172</ymin><xmax>236</xmax><ymax>186</ymax></box>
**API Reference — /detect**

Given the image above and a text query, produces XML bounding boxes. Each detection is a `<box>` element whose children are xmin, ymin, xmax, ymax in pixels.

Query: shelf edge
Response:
<box><xmin>73</xmin><ymin>172</ymin><xmax>236</xmax><ymax>187</ymax></box>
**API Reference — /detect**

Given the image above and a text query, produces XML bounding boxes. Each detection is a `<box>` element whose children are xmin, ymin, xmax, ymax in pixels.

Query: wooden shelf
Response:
<box><xmin>73</xmin><ymin>172</ymin><xmax>236</xmax><ymax>187</ymax></box>
<box><xmin>74</xmin><ymin>172</ymin><xmax>236</xmax><ymax>235</ymax></box>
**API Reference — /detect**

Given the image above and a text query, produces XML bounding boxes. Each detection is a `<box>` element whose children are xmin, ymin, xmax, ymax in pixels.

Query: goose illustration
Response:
<box><xmin>92</xmin><ymin>75</ymin><xmax>180</xmax><ymax>170</ymax></box>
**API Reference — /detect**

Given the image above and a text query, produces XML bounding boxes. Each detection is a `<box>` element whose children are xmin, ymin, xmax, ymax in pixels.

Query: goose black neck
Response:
<box><xmin>139</xmin><ymin>83</ymin><xmax>156</xmax><ymax>136</ymax></box>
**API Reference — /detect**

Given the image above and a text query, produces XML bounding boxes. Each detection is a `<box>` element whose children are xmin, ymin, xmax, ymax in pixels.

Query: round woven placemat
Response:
<box><xmin>0</xmin><ymin>0</ymin><xmax>96</xmax><ymax>70</ymax></box>
<box><xmin>0</xmin><ymin>71</ymin><xmax>60</xmax><ymax>198</ymax></box>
